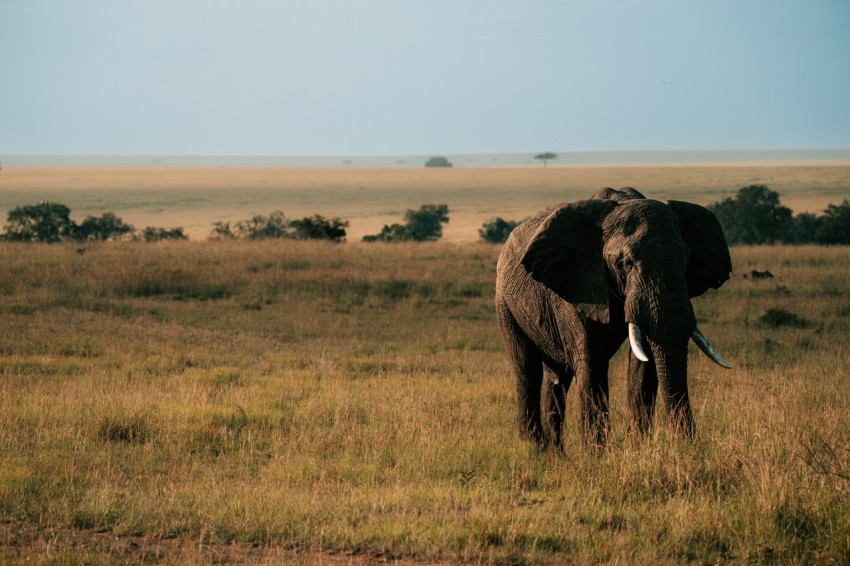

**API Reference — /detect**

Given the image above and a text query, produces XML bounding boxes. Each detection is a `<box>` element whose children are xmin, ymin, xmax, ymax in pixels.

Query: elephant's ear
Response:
<box><xmin>667</xmin><ymin>200</ymin><xmax>732</xmax><ymax>297</ymax></box>
<box><xmin>521</xmin><ymin>199</ymin><xmax>618</xmax><ymax>323</ymax></box>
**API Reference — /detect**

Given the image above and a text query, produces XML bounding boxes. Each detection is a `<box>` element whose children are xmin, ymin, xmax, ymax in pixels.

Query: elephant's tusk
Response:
<box><xmin>691</xmin><ymin>327</ymin><xmax>732</xmax><ymax>369</ymax></box>
<box><xmin>628</xmin><ymin>323</ymin><xmax>650</xmax><ymax>362</ymax></box>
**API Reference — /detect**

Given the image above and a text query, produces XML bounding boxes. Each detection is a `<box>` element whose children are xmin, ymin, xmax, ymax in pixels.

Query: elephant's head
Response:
<box><xmin>520</xmin><ymin>188</ymin><xmax>732</xmax><ymax>430</ymax></box>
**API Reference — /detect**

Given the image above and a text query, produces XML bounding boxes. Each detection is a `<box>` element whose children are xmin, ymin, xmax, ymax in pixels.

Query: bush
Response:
<box><xmin>708</xmin><ymin>185</ymin><xmax>792</xmax><ymax>244</ymax></box>
<box><xmin>75</xmin><ymin>212</ymin><xmax>135</xmax><ymax>241</ymax></box>
<box><xmin>758</xmin><ymin>308</ymin><xmax>809</xmax><ymax>328</ymax></box>
<box><xmin>786</xmin><ymin>213</ymin><xmax>822</xmax><ymax>244</ymax></box>
<box><xmin>479</xmin><ymin>217</ymin><xmax>521</xmax><ymax>243</ymax></box>
<box><xmin>2</xmin><ymin>201</ymin><xmax>169</xmax><ymax>243</ymax></box>
<box><xmin>707</xmin><ymin>187</ymin><xmax>850</xmax><ymax>245</ymax></box>
<box><xmin>234</xmin><ymin>211</ymin><xmax>290</xmax><ymax>240</ymax></box>
<box><xmin>290</xmin><ymin>215</ymin><xmax>349</xmax><ymax>242</ymax></box>
<box><xmin>815</xmin><ymin>200</ymin><xmax>850</xmax><ymax>244</ymax></box>
<box><xmin>141</xmin><ymin>227</ymin><xmax>188</xmax><ymax>242</ymax></box>
<box><xmin>210</xmin><ymin>221</ymin><xmax>236</xmax><ymax>239</ymax></box>
<box><xmin>210</xmin><ymin>213</ymin><xmax>350</xmax><ymax>241</ymax></box>
<box><xmin>363</xmin><ymin>204</ymin><xmax>450</xmax><ymax>242</ymax></box>
<box><xmin>3</xmin><ymin>201</ymin><xmax>75</xmax><ymax>243</ymax></box>
<box><xmin>425</xmin><ymin>156</ymin><xmax>453</xmax><ymax>168</ymax></box>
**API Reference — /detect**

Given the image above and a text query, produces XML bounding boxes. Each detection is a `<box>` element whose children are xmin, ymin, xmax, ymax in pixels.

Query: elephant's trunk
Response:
<box><xmin>650</xmin><ymin>338</ymin><xmax>695</xmax><ymax>437</ymax></box>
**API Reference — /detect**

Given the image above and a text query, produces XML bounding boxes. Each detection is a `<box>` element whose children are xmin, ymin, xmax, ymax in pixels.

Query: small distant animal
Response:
<box><xmin>744</xmin><ymin>269</ymin><xmax>774</xmax><ymax>280</ymax></box>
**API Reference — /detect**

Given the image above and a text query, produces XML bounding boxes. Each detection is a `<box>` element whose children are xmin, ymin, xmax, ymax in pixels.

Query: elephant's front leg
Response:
<box><xmin>542</xmin><ymin>365</ymin><xmax>572</xmax><ymax>452</ymax></box>
<box><xmin>627</xmin><ymin>352</ymin><xmax>659</xmax><ymax>436</ymax></box>
<box><xmin>575</xmin><ymin>359</ymin><xmax>609</xmax><ymax>448</ymax></box>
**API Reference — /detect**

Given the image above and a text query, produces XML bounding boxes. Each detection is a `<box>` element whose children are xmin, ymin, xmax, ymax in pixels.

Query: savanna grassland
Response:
<box><xmin>0</xmin><ymin>165</ymin><xmax>849</xmax><ymax>563</ymax></box>
<box><xmin>0</xmin><ymin>240</ymin><xmax>848</xmax><ymax>564</ymax></box>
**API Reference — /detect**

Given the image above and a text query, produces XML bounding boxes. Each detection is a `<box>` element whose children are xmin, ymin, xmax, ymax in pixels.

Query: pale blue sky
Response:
<box><xmin>1</xmin><ymin>0</ymin><xmax>848</xmax><ymax>156</ymax></box>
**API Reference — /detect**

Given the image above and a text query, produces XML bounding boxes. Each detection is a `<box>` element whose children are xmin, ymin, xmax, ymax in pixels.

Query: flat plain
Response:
<box><xmin>2</xmin><ymin>164</ymin><xmax>849</xmax><ymax>241</ymax></box>
<box><xmin>0</xmin><ymin>164</ymin><xmax>849</xmax><ymax>563</ymax></box>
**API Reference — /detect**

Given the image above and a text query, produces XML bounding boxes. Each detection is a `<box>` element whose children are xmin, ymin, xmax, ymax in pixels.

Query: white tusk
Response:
<box><xmin>628</xmin><ymin>323</ymin><xmax>650</xmax><ymax>362</ymax></box>
<box><xmin>691</xmin><ymin>327</ymin><xmax>732</xmax><ymax>369</ymax></box>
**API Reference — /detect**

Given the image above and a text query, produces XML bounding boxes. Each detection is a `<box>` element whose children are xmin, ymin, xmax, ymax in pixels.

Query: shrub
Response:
<box><xmin>210</xmin><ymin>221</ymin><xmax>236</xmax><ymax>239</ymax></box>
<box><xmin>210</xmin><ymin>213</ymin><xmax>351</xmax><ymax>241</ymax></box>
<box><xmin>234</xmin><ymin>211</ymin><xmax>290</xmax><ymax>240</ymax></box>
<box><xmin>3</xmin><ymin>201</ymin><xmax>75</xmax><ymax>243</ymax></box>
<box><xmin>757</xmin><ymin>308</ymin><xmax>809</xmax><ymax>328</ymax></box>
<box><xmin>479</xmin><ymin>217</ymin><xmax>521</xmax><ymax>243</ymax></box>
<box><xmin>363</xmin><ymin>224</ymin><xmax>410</xmax><ymax>243</ymax></box>
<box><xmin>290</xmin><ymin>215</ymin><xmax>349</xmax><ymax>242</ymax></box>
<box><xmin>363</xmin><ymin>204</ymin><xmax>450</xmax><ymax>242</ymax></box>
<box><xmin>404</xmin><ymin>204</ymin><xmax>449</xmax><ymax>241</ymax></box>
<box><xmin>708</xmin><ymin>185</ymin><xmax>792</xmax><ymax>244</ymax></box>
<box><xmin>786</xmin><ymin>213</ymin><xmax>822</xmax><ymax>244</ymax></box>
<box><xmin>97</xmin><ymin>414</ymin><xmax>151</xmax><ymax>444</ymax></box>
<box><xmin>815</xmin><ymin>200</ymin><xmax>850</xmax><ymax>244</ymax></box>
<box><xmin>141</xmin><ymin>227</ymin><xmax>188</xmax><ymax>242</ymax></box>
<box><xmin>707</xmin><ymin>187</ymin><xmax>850</xmax><ymax>245</ymax></box>
<box><xmin>75</xmin><ymin>212</ymin><xmax>135</xmax><ymax>241</ymax></box>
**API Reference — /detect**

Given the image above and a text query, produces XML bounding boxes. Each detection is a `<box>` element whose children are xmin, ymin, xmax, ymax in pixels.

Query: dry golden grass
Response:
<box><xmin>2</xmin><ymin>165</ymin><xmax>848</xmax><ymax>241</ymax></box>
<box><xmin>0</xmin><ymin>239</ymin><xmax>848</xmax><ymax>563</ymax></box>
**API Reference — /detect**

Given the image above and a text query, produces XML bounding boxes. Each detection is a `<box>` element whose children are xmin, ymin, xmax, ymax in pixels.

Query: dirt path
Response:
<box><xmin>1</xmin><ymin>522</ymin><xmax>458</xmax><ymax>565</ymax></box>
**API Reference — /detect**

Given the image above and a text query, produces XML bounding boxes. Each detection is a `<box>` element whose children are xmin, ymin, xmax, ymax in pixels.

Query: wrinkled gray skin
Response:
<box><xmin>495</xmin><ymin>187</ymin><xmax>732</xmax><ymax>450</ymax></box>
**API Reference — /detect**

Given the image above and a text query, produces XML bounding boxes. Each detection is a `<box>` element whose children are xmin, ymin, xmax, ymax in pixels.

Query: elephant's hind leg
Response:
<box><xmin>496</xmin><ymin>300</ymin><xmax>545</xmax><ymax>444</ymax></box>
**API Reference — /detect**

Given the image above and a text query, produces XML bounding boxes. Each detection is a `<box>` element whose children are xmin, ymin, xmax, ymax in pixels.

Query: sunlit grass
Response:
<box><xmin>0</xmin><ymin>241</ymin><xmax>848</xmax><ymax>563</ymax></box>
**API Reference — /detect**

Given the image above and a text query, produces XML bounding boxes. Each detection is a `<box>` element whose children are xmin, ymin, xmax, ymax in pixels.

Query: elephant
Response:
<box><xmin>495</xmin><ymin>187</ymin><xmax>732</xmax><ymax>450</ymax></box>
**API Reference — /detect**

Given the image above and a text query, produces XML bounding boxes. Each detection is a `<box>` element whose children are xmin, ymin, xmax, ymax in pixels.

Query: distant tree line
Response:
<box><xmin>475</xmin><ymin>186</ymin><xmax>850</xmax><ymax>245</ymax></box>
<box><xmin>0</xmin><ymin>201</ymin><xmax>186</xmax><ymax>243</ymax></box>
<box><xmin>706</xmin><ymin>185</ymin><xmax>850</xmax><ymax>245</ymax></box>
<box><xmin>4</xmin><ymin>190</ymin><xmax>847</xmax><ymax>246</ymax></box>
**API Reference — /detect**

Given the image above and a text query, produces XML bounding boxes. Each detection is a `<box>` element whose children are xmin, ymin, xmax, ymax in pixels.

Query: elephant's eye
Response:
<box><xmin>621</xmin><ymin>257</ymin><xmax>635</xmax><ymax>270</ymax></box>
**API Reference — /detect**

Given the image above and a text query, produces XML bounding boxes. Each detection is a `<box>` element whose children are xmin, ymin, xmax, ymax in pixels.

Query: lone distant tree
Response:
<box><xmin>425</xmin><ymin>156</ymin><xmax>453</xmax><ymax>168</ymax></box>
<box><xmin>534</xmin><ymin>152</ymin><xmax>557</xmax><ymax>167</ymax></box>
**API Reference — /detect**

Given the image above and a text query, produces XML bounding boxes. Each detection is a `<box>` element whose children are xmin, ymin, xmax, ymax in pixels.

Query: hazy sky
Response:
<box><xmin>2</xmin><ymin>1</ymin><xmax>848</xmax><ymax>156</ymax></box>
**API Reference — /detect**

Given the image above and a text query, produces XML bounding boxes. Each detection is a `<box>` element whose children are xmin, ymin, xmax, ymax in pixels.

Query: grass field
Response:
<box><xmin>2</xmin><ymin>164</ymin><xmax>849</xmax><ymax>241</ymax></box>
<box><xmin>1</xmin><ymin>236</ymin><xmax>848</xmax><ymax>563</ymax></box>
<box><xmin>1</xmin><ymin>165</ymin><xmax>849</xmax><ymax>562</ymax></box>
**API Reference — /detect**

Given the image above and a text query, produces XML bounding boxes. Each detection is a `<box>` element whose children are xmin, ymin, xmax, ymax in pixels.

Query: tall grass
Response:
<box><xmin>0</xmin><ymin>241</ymin><xmax>848</xmax><ymax>563</ymax></box>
